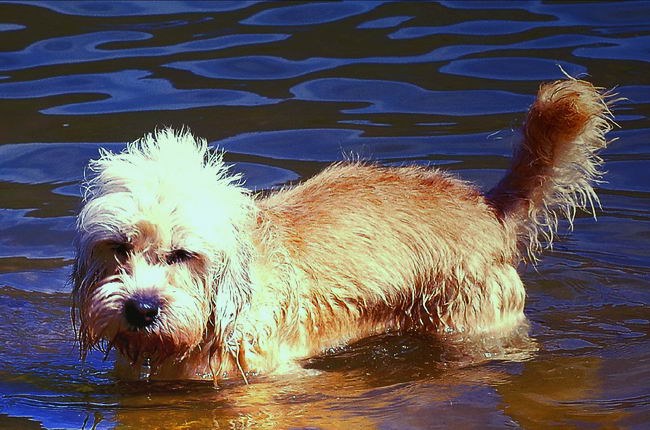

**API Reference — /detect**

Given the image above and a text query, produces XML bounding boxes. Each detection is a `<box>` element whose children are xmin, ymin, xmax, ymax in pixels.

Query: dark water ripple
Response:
<box><xmin>240</xmin><ymin>2</ymin><xmax>382</xmax><ymax>26</ymax></box>
<box><xmin>0</xmin><ymin>70</ymin><xmax>282</xmax><ymax>114</ymax></box>
<box><xmin>291</xmin><ymin>78</ymin><xmax>534</xmax><ymax>114</ymax></box>
<box><xmin>0</xmin><ymin>1</ymin><xmax>649</xmax><ymax>429</ymax></box>
<box><xmin>389</xmin><ymin>20</ymin><xmax>550</xmax><ymax>39</ymax></box>
<box><xmin>14</xmin><ymin>1</ymin><xmax>260</xmax><ymax>16</ymax></box>
<box><xmin>0</xmin><ymin>32</ymin><xmax>289</xmax><ymax>71</ymax></box>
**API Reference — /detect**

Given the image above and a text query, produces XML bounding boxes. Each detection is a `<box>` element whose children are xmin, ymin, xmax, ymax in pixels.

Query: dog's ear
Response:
<box><xmin>70</xmin><ymin>225</ymin><xmax>123</xmax><ymax>357</ymax></box>
<box><xmin>209</xmin><ymin>225</ymin><xmax>253</xmax><ymax>347</ymax></box>
<box><xmin>70</xmin><ymin>236</ymin><xmax>99</xmax><ymax>359</ymax></box>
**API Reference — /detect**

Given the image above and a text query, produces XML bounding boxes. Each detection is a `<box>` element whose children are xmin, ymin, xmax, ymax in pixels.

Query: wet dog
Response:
<box><xmin>72</xmin><ymin>78</ymin><xmax>614</xmax><ymax>382</ymax></box>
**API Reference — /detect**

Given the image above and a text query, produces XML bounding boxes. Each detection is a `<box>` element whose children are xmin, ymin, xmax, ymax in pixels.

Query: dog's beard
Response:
<box><xmin>72</xmin><ymin>233</ymin><xmax>254</xmax><ymax>376</ymax></box>
<box><xmin>74</xmin><ymin>271</ymin><xmax>212</xmax><ymax>367</ymax></box>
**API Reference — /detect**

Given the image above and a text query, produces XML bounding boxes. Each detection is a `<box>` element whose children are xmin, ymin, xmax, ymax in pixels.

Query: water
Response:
<box><xmin>1</xmin><ymin>1</ymin><xmax>649</xmax><ymax>428</ymax></box>
<box><xmin>138</xmin><ymin>358</ymin><xmax>151</xmax><ymax>382</ymax></box>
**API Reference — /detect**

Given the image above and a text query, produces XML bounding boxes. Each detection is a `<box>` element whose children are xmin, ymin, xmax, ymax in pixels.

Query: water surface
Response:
<box><xmin>1</xmin><ymin>1</ymin><xmax>649</xmax><ymax>429</ymax></box>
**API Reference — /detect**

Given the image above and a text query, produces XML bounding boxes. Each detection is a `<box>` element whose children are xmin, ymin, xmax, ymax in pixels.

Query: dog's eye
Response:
<box><xmin>166</xmin><ymin>249</ymin><xmax>194</xmax><ymax>265</ymax></box>
<box><xmin>108</xmin><ymin>242</ymin><xmax>131</xmax><ymax>258</ymax></box>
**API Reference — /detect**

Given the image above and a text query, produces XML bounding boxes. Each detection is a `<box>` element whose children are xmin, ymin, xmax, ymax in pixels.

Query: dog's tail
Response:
<box><xmin>487</xmin><ymin>78</ymin><xmax>617</xmax><ymax>261</ymax></box>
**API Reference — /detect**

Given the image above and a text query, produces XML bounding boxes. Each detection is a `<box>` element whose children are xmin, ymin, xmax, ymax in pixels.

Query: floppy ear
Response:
<box><xmin>210</xmin><ymin>224</ymin><xmax>254</xmax><ymax>346</ymax></box>
<box><xmin>70</xmin><ymin>215</ymin><xmax>124</xmax><ymax>358</ymax></box>
<box><xmin>70</xmin><ymin>236</ymin><xmax>102</xmax><ymax>359</ymax></box>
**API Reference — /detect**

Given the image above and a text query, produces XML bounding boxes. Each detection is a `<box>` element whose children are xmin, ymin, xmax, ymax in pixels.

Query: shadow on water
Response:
<box><xmin>0</xmin><ymin>0</ymin><xmax>649</xmax><ymax>429</ymax></box>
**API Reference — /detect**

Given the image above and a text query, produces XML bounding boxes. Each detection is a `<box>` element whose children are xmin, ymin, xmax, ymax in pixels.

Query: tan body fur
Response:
<box><xmin>73</xmin><ymin>79</ymin><xmax>615</xmax><ymax>382</ymax></box>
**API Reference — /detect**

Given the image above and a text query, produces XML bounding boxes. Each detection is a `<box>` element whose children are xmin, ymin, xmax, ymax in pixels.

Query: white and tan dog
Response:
<box><xmin>72</xmin><ymin>78</ymin><xmax>614</xmax><ymax>382</ymax></box>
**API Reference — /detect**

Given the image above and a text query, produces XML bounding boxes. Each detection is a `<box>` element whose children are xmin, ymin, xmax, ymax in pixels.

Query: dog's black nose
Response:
<box><xmin>124</xmin><ymin>295</ymin><xmax>160</xmax><ymax>328</ymax></box>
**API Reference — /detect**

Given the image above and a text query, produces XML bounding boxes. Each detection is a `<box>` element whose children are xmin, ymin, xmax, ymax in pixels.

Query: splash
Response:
<box><xmin>139</xmin><ymin>357</ymin><xmax>152</xmax><ymax>381</ymax></box>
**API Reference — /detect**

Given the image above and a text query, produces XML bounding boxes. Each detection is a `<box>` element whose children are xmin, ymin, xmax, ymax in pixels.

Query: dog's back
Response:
<box><xmin>252</xmin><ymin>78</ymin><xmax>614</xmax><ymax>354</ymax></box>
<box><xmin>258</xmin><ymin>163</ymin><xmax>522</xmax><ymax>343</ymax></box>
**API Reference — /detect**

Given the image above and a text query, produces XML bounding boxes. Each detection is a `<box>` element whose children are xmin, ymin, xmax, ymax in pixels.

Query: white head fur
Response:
<box><xmin>72</xmin><ymin>129</ymin><xmax>254</xmax><ymax>367</ymax></box>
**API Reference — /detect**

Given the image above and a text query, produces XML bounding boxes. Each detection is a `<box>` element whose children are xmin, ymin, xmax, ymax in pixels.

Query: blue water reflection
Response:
<box><xmin>440</xmin><ymin>0</ymin><xmax>650</xmax><ymax>26</ymax></box>
<box><xmin>389</xmin><ymin>20</ymin><xmax>548</xmax><ymax>39</ymax></box>
<box><xmin>15</xmin><ymin>0</ymin><xmax>259</xmax><ymax>16</ymax></box>
<box><xmin>440</xmin><ymin>57</ymin><xmax>587</xmax><ymax>81</ymax></box>
<box><xmin>0</xmin><ymin>143</ymin><xmax>112</xmax><ymax>183</ymax></box>
<box><xmin>357</xmin><ymin>15</ymin><xmax>413</xmax><ymax>29</ymax></box>
<box><xmin>0</xmin><ymin>32</ymin><xmax>288</xmax><ymax>71</ymax></box>
<box><xmin>0</xmin><ymin>70</ymin><xmax>281</xmax><ymax>113</ymax></box>
<box><xmin>168</xmin><ymin>46</ymin><xmax>591</xmax><ymax>79</ymax></box>
<box><xmin>0</xmin><ymin>0</ymin><xmax>648</xmax><ymax>429</ymax></box>
<box><xmin>575</xmin><ymin>35</ymin><xmax>650</xmax><ymax>62</ymax></box>
<box><xmin>0</xmin><ymin>141</ymin><xmax>298</xmax><ymax>189</ymax></box>
<box><xmin>217</xmin><ymin>129</ymin><xmax>511</xmax><ymax>162</ymax></box>
<box><xmin>241</xmin><ymin>1</ymin><xmax>381</xmax><ymax>26</ymax></box>
<box><xmin>291</xmin><ymin>78</ymin><xmax>534</xmax><ymax>114</ymax></box>
<box><xmin>167</xmin><ymin>56</ymin><xmax>341</xmax><ymax>80</ymax></box>
<box><xmin>0</xmin><ymin>23</ymin><xmax>25</xmax><ymax>31</ymax></box>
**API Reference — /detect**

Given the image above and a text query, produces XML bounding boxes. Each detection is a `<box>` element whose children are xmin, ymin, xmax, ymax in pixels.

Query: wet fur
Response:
<box><xmin>72</xmin><ymin>78</ymin><xmax>615</xmax><ymax>381</ymax></box>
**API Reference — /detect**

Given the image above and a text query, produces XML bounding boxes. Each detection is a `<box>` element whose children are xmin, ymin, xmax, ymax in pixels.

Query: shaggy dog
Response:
<box><xmin>72</xmin><ymin>78</ymin><xmax>614</xmax><ymax>382</ymax></box>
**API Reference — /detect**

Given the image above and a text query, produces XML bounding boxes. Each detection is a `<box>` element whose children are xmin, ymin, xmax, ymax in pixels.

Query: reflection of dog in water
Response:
<box><xmin>72</xmin><ymin>78</ymin><xmax>615</xmax><ymax>382</ymax></box>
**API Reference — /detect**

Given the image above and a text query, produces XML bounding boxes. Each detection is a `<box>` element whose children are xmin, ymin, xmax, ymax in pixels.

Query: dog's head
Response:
<box><xmin>72</xmin><ymin>129</ymin><xmax>254</xmax><ymax>367</ymax></box>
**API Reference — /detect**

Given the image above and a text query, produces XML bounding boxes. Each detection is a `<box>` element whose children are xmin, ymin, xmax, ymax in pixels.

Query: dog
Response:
<box><xmin>72</xmin><ymin>78</ymin><xmax>614</xmax><ymax>382</ymax></box>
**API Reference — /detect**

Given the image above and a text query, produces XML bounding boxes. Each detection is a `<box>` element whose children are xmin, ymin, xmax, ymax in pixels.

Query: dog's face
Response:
<box><xmin>72</xmin><ymin>130</ymin><xmax>253</xmax><ymax>366</ymax></box>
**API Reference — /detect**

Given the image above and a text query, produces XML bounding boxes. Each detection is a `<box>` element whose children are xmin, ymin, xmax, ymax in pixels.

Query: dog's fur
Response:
<box><xmin>72</xmin><ymin>78</ymin><xmax>614</xmax><ymax>382</ymax></box>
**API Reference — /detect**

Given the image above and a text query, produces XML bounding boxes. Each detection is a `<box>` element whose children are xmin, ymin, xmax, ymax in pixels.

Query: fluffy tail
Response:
<box><xmin>487</xmin><ymin>78</ymin><xmax>617</xmax><ymax>261</ymax></box>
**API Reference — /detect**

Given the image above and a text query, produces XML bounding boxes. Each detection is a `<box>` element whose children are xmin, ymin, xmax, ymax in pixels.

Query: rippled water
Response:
<box><xmin>1</xmin><ymin>1</ymin><xmax>649</xmax><ymax>429</ymax></box>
